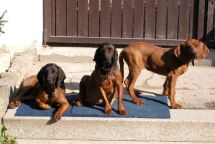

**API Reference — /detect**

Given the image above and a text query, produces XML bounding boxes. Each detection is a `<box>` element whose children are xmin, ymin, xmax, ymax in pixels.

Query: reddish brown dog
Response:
<box><xmin>119</xmin><ymin>39</ymin><xmax>209</xmax><ymax>109</ymax></box>
<box><xmin>8</xmin><ymin>63</ymin><xmax>69</xmax><ymax>121</ymax></box>
<box><xmin>75</xmin><ymin>43</ymin><xmax>127</xmax><ymax>115</ymax></box>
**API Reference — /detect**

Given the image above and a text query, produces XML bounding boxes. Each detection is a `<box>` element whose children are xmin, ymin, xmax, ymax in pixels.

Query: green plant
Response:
<box><xmin>0</xmin><ymin>10</ymin><xmax>8</xmax><ymax>35</ymax></box>
<box><xmin>0</xmin><ymin>126</ymin><xmax>17</xmax><ymax>144</ymax></box>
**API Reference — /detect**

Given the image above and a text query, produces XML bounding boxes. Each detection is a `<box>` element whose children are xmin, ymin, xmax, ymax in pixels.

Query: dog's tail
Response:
<box><xmin>119</xmin><ymin>51</ymin><xmax>125</xmax><ymax>82</ymax></box>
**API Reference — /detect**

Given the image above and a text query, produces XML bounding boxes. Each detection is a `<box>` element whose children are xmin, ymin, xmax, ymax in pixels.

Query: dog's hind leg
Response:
<box><xmin>8</xmin><ymin>76</ymin><xmax>37</xmax><ymax>109</ymax></box>
<box><xmin>119</xmin><ymin>51</ymin><xmax>125</xmax><ymax>83</ymax></box>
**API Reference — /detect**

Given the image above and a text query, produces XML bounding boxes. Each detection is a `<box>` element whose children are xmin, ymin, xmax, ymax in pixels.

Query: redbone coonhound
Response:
<box><xmin>119</xmin><ymin>39</ymin><xmax>209</xmax><ymax>109</ymax></box>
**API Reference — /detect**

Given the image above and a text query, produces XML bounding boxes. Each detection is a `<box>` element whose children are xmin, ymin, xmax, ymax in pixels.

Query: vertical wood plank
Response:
<box><xmin>207</xmin><ymin>0</ymin><xmax>214</xmax><ymax>39</ymax></box>
<box><xmin>122</xmin><ymin>0</ymin><xmax>133</xmax><ymax>38</ymax></box>
<box><xmin>197</xmin><ymin>0</ymin><xmax>206</xmax><ymax>40</ymax></box>
<box><xmin>111</xmin><ymin>0</ymin><xmax>122</xmax><ymax>37</ymax></box>
<box><xmin>156</xmin><ymin>0</ymin><xmax>168</xmax><ymax>39</ymax></box>
<box><xmin>100</xmin><ymin>0</ymin><xmax>111</xmax><ymax>37</ymax></box>
<box><xmin>167</xmin><ymin>0</ymin><xmax>179</xmax><ymax>39</ymax></box>
<box><xmin>67</xmin><ymin>0</ymin><xmax>78</xmax><ymax>36</ymax></box>
<box><xmin>56</xmin><ymin>0</ymin><xmax>67</xmax><ymax>36</ymax></box>
<box><xmin>178</xmin><ymin>0</ymin><xmax>190</xmax><ymax>40</ymax></box>
<box><xmin>43</xmin><ymin>0</ymin><xmax>52</xmax><ymax>44</ymax></box>
<box><xmin>145</xmin><ymin>0</ymin><xmax>156</xmax><ymax>39</ymax></box>
<box><xmin>89</xmin><ymin>0</ymin><xmax>99</xmax><ymax>37</ymax></box>
<box><xmin>189</xmin><ymin>0</ymin><xmax>194</xmax><ymax>38</ymax></box>
<box><xmin>205</xmin><ymin>0</ymin><xmax>215</xmax><ymax>46</ymax></box>
<box><xmin>50</xmin><ymin>0</ymin><xmax>56</xmax><ymax>36</ymax></box>
<box><xmin>78</xmin><ymin>0</ymin><xmax>88</xmax><ymax>37</ymax></box>
<box><xmin>133</xmin><ymin>0</ymin><xmax>144</xmax><ymax>38</ymax></box>
<box><xmin>212</xmin><ymin>1</ymin><xmax>215</xmax><ymax>40</ymax></box>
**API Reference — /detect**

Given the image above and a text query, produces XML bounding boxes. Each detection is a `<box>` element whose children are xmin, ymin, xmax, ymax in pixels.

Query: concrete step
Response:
<box><xmin>16</xmin><ymin>139</ymin><xmax>215</xmax><ymax>144</ymax></box>
<box><xmin>3</xmin><ymin>109</ymin><xmax>215</xmax><ymax>142</ymax></box>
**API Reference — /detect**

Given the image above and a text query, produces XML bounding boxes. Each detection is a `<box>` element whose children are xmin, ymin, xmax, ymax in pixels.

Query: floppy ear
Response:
<box><xmin>37</xmin><ymin>66</ymin><xmax>45</xmax><ymax>86</ymax></box>
<box><xmin>112</xmin><ymin>47</ymin><xmax>118</xmax><ymax>66</ymax></box>
<box><xmin>93</xmin><ymin>45</ymin><xmax>102</xmax><ymax>62</ymax></box>
<box><xmin>174</xmin><ymin>45</ymin><xmax>182</xmax><ymax>58</ymax></box>
<box><xmin>56</xmin><ymin>66</ymin><xmax>66</xmax><ymax>88</ymax></box>
<box><xmin>196</xmin><ymin>42</ymin><xmax>209</xmax><ymax>59</ymax></box>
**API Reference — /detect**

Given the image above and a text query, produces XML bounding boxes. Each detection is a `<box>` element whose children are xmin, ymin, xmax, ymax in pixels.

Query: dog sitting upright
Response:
<box><xmin>8</xmin><ymin>63</ymin><xmax>69</xmax><ymax>121</ymax></box>
<box><xmin>119</xmin><ymin>39</ymin><xmax>209</xmax><ymax>109</ymax></box>
<box><xmin>75</xmin><ymin>43</ymin><xmax>127</xmax><ymax>115</ymax></box>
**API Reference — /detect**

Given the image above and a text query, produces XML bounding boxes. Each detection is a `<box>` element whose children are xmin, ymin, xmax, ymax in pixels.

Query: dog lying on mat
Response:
<box><xmin>8</xmin><ymin>63</ymin><xmax>69</xmax><ymax>121</ymax></box>
<box><xmin>75</xmin><ymin>43</ymin><xmax>127</xmax><ymax>115</ymax></box>
<box><xmin>119</xmin><ymin>39</ymin><xmax>209</xmax><ymax>109</ymax></box>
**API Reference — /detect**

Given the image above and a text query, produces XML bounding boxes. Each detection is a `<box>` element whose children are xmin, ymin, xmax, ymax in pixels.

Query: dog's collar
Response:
<box><xmin>177</xmin><ymin>57</ymin><xmax>195</xmax><ymax>66</ymax></box>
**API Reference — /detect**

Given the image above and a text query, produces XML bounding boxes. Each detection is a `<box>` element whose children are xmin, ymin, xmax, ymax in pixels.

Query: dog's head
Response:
<box><xmin>37</xmin><ymin>63</ymin><xmax>66</xmax><ymax>95</ymax></box>
<box><xmin>174</xmin><ymin>39</ymin><xmax>209</xmax><ymax>65</ymax></box>
<box><xmin>93</xmin><ymin>43</ymin><xmax>118</xmax><ymax>75</ymax></box>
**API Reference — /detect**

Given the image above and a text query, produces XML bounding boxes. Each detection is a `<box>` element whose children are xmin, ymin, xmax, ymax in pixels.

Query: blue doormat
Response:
<box><xmin>15</xmin><ymin>94</ymin><xmax>170</xmax><ymax>119</ymax></box>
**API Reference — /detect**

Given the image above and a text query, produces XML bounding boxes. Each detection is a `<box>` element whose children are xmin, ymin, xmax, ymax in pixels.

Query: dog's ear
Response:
<box><xmin>93</xmin><ymin>45</ymin><xmax>103</xmax><ymax>62</ymax></box>
<box><xmin>174</xmin><ymin>44</ymin><xmax>183</xmax><ymax>58</ymax></box>
<box><xmin>56</xmin><ymin>66</ymin><xmax>66</xmax><ymax>88</ymax></box>
<box><xmin>37</xmin><ymin>66</ymin><xmax>45</xmax><ymax>86</ymax></box>
<box><xmin>196</xmin><ymin>42</ymin><xmax>209</xmax><ymax>59</ymax></box>
<box><xmin>112</xmin><ymin>47</ymin><xmax>118</xmax><ymax>66</ymax></box>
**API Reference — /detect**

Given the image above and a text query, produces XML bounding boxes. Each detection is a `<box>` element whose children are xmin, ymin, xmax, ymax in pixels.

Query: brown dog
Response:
<box><xmin>119</xmin><ymin>39</ymin><xmax>209</xmax><ymax>109</ymax></box>
<box><xmin>75</xmin><ymin>43</ymin><xmax>127</xmax><ymax>115</ymax></box>
<box><xmin>8</xmin><ymin>63</ymin><xmax>69</xmax><ymax>121</ymax></box>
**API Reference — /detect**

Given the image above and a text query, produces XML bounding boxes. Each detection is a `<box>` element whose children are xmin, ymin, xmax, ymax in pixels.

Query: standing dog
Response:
<box><xmin>119</xmin><ymin>39</ymin><xmax>209</xmax><ymax>109</ymax></box>
<box><xmin>8</xmin><ymin>63</ymin><xmax>69</xmax><ymax>121</ymax></box>
<box><xmin>75</xmin><ymin>43</ymin><xmax>127</xmax><ymax>115</ymax></box>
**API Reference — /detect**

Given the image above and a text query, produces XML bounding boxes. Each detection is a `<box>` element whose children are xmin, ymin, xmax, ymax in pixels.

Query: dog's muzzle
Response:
<box><xmin>192</xmin><ymin>51</ymin><xmax>197</xmax><ymax>59</ymax></box>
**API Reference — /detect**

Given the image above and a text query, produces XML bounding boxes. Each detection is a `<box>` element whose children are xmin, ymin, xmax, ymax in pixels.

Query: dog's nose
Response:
<box><xmin>192</xmin><ymin>51</ymin><xmax>197</xmax><ymax>58</ymax></box>
<box><xmin>104</xmin><ymin>62</ymin><xmax>111</xmax><ymax>68</ymax></box>
<box><xmin>47</xmin><ymin>78</ymin><xmax>53</xmax><ymax>83</ymax></box>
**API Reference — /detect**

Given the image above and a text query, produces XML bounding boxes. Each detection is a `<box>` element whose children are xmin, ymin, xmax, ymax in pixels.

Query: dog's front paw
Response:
<box><xmin>171</xmin><ymin>103</ymin><xmax>183</xmax><ymax>109</ymax></box>
<box><xmin>75</xmin><ymin>100</ymin><xmax>82</xmax><ymax>106</ymax></box>
<box><xmin>105</xmin><ymin>105</ymin><xmax>112</xmax><ymax>115</ymax></box>
<box><xmin>134</xmin><ymin>98</ymin><xmax>144</xmax><ymax>106</ymax></box>
<box><xmin>119</xmin><ymin>109</ymin><xmax>127</xmax><ymax>115</ymax></box>
<box><xmin>53</xmin><ymin>111</ymin><xmax>62</xmax><ymax>122</ymax></box>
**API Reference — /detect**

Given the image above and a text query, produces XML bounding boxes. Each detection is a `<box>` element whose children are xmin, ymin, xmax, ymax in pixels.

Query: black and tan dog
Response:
<box><xmin>75</xmin><ymin>43</ymin><xmax>127</xmax><ymax>115</ymax></box>
<box><xmin>119</xmin><ymin>39</ymin><xmax>209</xmax><ymax>109</ymax></box>
<box><xmin>8</xmin><ymin>63</ymin><xmax>69</xmax><ymax>121</ymax></box>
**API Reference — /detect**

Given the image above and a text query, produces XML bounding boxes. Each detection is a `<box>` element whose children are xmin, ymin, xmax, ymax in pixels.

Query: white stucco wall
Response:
<box><xmin>0</xmin><ymin>0</ymin><xmax>43</xmax><ymax>54</ymax></box>
<box><xmin>0</xmin><ymin>0</ymin><xmax>43</xmax><ymax>72</ymax></box>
